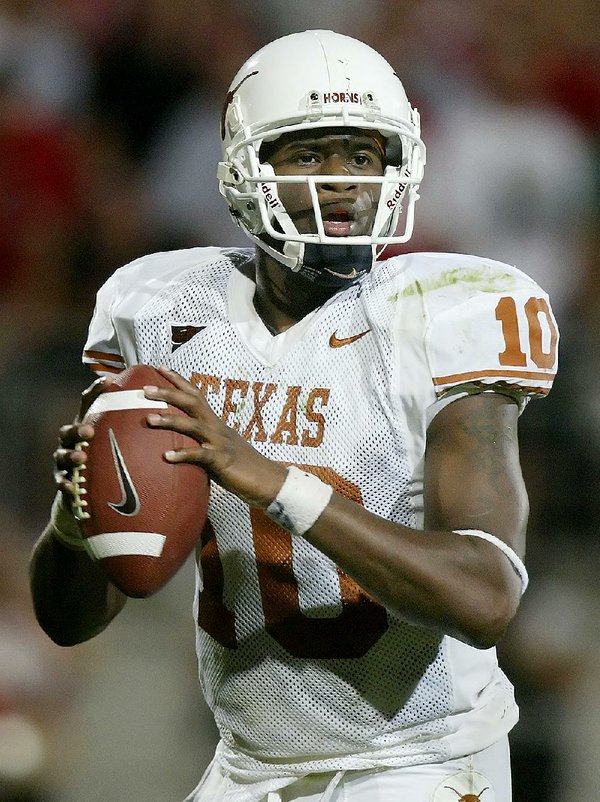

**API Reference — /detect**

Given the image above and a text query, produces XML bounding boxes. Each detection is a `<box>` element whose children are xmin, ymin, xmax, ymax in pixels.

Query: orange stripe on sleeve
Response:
<box><xmin>83</xmin><ymin>350</ymin><xmax>125</xmax><ymax>363</ymax></box>
<box><xmin>434</xmin><ymin>384</ymin><xmax>551</xmax><ymax>399</ymax></box>
<box><xmin>433</xmin><ymin>368</ymin><xmax>556</xmax><ymax>386</ymax></box>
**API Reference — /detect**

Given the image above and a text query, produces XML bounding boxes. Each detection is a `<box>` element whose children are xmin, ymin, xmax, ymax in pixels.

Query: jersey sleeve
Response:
<box><xmin>424</xmin><ymin>265</ymin><xmax>559</xmax><ymax>418</ymax></box>
<box><xmin>82</xmin><ymin>270</ymin><xmax>128</xmax><ymax>376</ymax></box>
<box><xmin>82</xmin><ymin>246</ymin><xmax>226</xmax><ymax>376</ymax></box>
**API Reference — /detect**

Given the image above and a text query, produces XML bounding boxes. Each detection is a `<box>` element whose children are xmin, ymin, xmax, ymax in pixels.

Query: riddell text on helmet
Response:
<box><xmin>260</xmin><ymin>183</ymin><xmax>282</xmax><ymax>210</ymax></box>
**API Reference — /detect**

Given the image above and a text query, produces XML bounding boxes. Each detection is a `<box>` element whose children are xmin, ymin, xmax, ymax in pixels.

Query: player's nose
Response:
<box><xmin>319</xmin><ymin>155</ymin><xmax>357</xmax><ymax>193</ymax></box>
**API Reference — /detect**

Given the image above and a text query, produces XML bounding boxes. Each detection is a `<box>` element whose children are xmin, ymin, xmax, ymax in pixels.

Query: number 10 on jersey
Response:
<box><xmin>495</xmin><ymin>296</ymin><xmax>558</xmax><ymax>369</ymax></box>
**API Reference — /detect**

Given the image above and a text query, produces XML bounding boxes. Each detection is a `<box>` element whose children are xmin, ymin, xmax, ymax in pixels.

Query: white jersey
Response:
<box><xmin>84</xmin><ymin>247</ymin><xmax>557</xmax><ymax>794</ymax></box>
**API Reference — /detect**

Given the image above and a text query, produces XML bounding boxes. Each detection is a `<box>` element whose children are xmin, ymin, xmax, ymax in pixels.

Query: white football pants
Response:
<box><xmin>186</xmin><ymin>736</ymin><xmax>511</xmax><ymax>802</ymax></box>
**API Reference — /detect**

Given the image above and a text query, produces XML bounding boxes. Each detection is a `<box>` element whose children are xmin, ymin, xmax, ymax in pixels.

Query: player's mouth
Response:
<box><xmin>322</xmin><ymin>207</ymin><xmax>355</xmax><ymax>237</ymax></box>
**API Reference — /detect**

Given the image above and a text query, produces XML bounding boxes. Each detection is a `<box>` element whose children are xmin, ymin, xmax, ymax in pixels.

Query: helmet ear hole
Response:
<box><xmin>258</xmin><ymin>138</ymin><xmax>280</xmax><ymax>164</ymax></box>
<box><xmin>385</xmin><ymin>137</ymin><xmax>403</xmax><ymax>168</ymax></box>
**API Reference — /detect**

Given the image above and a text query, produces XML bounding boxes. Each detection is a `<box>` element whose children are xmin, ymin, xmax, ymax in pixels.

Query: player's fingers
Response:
<box><xmin>146</xmin><ymin>412</ymin><xmax>209</xmax><ymax>445</ymax></box>
<box><xmin>54</xmin><ymin>445</ymin><xmax>88</xmax><ymax>472</ymax></box>
<box><xmin>155</xmin><ymin>365</ymin><xmax>194</xmax><ymax>390</ymax></box>
<box><xmin>163</xmin><ymin>445</ymin><xmax>215</xmax><ymax>466</ymax></box>
<box><xmin>58</xmin><ymin>423</ymin><xmax>95</xmax><ymax>449</ymax></box>
<box><xmin>143</xmin><ymin>383</ymin><xmax>213</xmax><ymax>421</ymax></box>
<box><xmin>54</xmin><ymin>468</ymin><xmax>75</xmax><ymax>494</ymax></box>
<box><xmin>145</xmin><ymin>365</ymin><xmax>201</xmax><ymax>405</ymax></box>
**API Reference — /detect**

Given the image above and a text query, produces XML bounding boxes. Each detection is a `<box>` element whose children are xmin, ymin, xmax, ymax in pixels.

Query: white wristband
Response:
<box><xmin>50</xmin><ymin>491</ymin><xmax>86</xmax><ymax>551</ymax></box>
<box><xmin>453</xmin><ymin>528</ymin><xmax>529</xmax><ymax>594</ymax></box>
<box><xmin>266</xmin><ymin>466</ymin><xmax>333</xmax><ymax>536</ymax></box>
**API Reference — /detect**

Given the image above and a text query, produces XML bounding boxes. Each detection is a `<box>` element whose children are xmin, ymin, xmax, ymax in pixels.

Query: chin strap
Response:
<box><xmin>256</xmin><ymin>234</ymin><xmax>375</xmax><ymax>287</ymax></box>
<box><xmin>300</xmin><ymin>242</ymin><xmax>375</xmax><ymax>286</ymax></box>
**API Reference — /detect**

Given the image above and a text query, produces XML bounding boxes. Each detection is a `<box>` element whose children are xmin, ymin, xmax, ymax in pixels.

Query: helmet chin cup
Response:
<box><xmin>258</xmin><ymin>234</ymin><xmax>373</xmax><ymax>287</ymax></box>
<box><xmin>219</xmin><ymin>30</ymin><xmax>426</xmax><ymax>276</ymax></box>
<box><xmin>302</xmin><ymin>243</ymin><xmax>374</xmax><ymax>287</ymax></box>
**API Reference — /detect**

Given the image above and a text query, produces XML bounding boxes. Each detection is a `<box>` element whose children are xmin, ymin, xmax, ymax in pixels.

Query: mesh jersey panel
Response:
<box><xmin>84</xmin><ymin>247</ymin><xmax>557</xmax><ymax>777</ymax></box>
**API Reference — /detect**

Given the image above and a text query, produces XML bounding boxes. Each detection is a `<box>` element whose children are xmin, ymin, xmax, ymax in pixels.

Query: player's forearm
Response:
<box><xmin>301</xmin><ymin>496</ymin><xmax>521</xmax><ymax>649</ymax></box>
<box><xmin>29</xmin><ymin>526</ymin><xmax>126</xmax><ymax>646</ymax></box>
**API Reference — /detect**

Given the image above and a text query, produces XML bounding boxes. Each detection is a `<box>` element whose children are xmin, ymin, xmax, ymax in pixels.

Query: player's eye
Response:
<box><xmin>297</xmin><ymin>151</ymin><xmax>321</xmax><ymax>166</ymax></box>
<box><xmin>350</xmin><ymin>153</ymin><xmax>374</xmax><ymax>168</ymax></box>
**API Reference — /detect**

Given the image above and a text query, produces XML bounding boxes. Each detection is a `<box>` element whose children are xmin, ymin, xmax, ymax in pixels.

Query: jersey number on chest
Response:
<box><xmin>197</xmin><ymin>464</ymin><xmax>389</xmax><ymax>659</ymax></box>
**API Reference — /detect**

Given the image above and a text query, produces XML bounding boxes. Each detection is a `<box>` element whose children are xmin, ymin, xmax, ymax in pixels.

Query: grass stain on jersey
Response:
<box><xmin>390</xmin><ymin>266</ymin><xmax>519</xmax><ymax>302</ymax></box>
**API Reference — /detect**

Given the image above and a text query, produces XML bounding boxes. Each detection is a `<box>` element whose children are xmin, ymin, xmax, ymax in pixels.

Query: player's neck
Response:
<box><xmin>252</xmin><ymin>250</ymin><xmax>337</xmax><ymax>335</ymax></box>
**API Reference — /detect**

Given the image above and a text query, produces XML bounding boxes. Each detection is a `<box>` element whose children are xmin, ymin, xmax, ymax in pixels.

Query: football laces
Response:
<box><xmin>71</xmin><ymin>441</ymin><xmax>91</xmax><ymax>521</ymax></box>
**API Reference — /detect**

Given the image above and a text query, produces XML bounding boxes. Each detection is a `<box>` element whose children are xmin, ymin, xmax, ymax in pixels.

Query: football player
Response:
<box><xmin>30</xmin><ymin>30</ymin><xmax>558</xmax><ymax>802</ymax></box>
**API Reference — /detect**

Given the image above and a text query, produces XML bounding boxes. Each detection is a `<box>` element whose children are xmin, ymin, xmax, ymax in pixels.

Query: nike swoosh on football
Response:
<box><xmin>329</xmin><ymin>329</ymin><xmax>371</xmax><ymax>348</ymax></box>
<box><xmin>107</xmin><ymin>428</ymin><xmax>141</xmax><ymax>516</ymax></box>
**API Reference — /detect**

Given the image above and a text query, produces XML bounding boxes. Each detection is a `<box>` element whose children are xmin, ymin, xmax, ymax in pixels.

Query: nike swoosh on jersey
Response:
<box><xmin>107</xmin><ymin>428</ymin><xmax>141</xmax><ymax>516</ymax></box>
<box><xmin>328</xmin><ymin>329</ymin><xmax>371</xmax><ymax>348</ymax></box>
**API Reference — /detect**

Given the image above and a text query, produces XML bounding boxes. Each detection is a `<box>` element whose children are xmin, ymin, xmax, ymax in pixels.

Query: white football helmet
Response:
<box><xmin>218</xmin><ymin>30</ymin><xmax>426</xmax><ymax>280</ymax></box>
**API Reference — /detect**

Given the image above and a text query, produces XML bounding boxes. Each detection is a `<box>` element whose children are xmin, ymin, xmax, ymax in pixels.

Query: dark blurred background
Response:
<box><xmin>0</xmin><ymin>1</ymin><xmax>598</xmax><ymax>800</ymax></box>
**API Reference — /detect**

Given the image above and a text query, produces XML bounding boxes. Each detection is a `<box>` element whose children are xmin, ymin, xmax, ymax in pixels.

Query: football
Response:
<box><xmin>73</xmin><ymin>364</ymin><xmax>210</xmax><ymax>598</ymax></box>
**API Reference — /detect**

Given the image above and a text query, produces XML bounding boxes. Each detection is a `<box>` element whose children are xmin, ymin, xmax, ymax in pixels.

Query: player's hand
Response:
<box><xmin>143</xmin><ymin>366</ymin><xmax>287</xmax><ymax>507</ymax></box>
<box><xmin>53</xmin><ymin>376</ymin><xmax>114</xmax><ymax>499</ymax></box>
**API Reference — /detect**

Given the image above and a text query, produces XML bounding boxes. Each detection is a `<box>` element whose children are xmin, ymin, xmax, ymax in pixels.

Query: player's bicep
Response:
<box><xmin>423</xmin><ymin>392</ymin><xmax>528</xmax><ymax>556</ymax></box>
